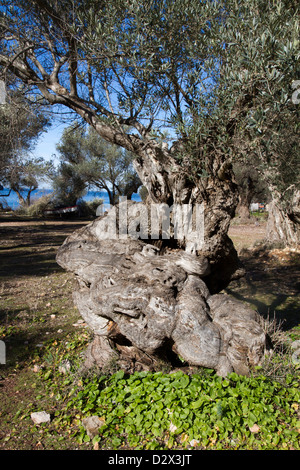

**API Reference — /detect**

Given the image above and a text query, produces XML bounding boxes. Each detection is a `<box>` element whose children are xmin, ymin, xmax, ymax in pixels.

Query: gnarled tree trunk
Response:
<box><xmin>56</xmin><ymin>142</ymin><xmax>266</xmax><ymax>377</ymax></box>
<box><xmin>131</xmin><ymin>143</ymin><xmax>244</xmax><ymax>293</ymax></box>
<box><xmin>266</xmin><ymin>190</ymin><xmax>300</xmax><ymax>248</ymax></box>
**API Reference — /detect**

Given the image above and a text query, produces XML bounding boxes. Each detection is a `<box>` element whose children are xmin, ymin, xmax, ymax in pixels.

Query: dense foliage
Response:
<box><xmin>217</xmin><ymin>0</ymin><xmax>300</xmax><ymax>215</ymax></box>
<box><xmin>39</xmin><ymin>355</ymin><xmax>299</xmax><ymax>450</ymax></box>
<box><xmin>71</xmin><ymin>370</ymin><xmax>299</xmax><ymax>450</ymax></box>
<box><xmin>26</xmin><ymin>332</ymin><xmax>299</xmax><ymax>451</ymax></box>
<box><xmin>0</xmin><ymin>0</ymin><xmax>298</xmax><ymax>179</ymax></box>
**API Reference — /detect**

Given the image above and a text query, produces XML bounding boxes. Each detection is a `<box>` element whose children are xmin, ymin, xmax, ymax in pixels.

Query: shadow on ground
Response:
<box><xmin>0</xmin><ymin>217</ymin><xmax>90</xmax><ymax>367</ymax></box>
<box><xmin>225</xmin><ymin>247</ymin><xmax>300</xmax><ymax>331</ymax></box>
<box><xmin>0</xmin><ymin>220</ymin><xmax>89</xmax><ymax>278</ymax></box>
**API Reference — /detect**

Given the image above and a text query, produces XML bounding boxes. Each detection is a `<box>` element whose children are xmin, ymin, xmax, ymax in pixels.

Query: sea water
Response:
<box><xmin>0</xmin><ymin>188</ymin><xmax>141</xmax><ymax>211</ymax></box>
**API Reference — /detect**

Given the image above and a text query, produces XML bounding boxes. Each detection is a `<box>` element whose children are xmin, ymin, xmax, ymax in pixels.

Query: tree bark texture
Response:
<box><xmin>266</xmin><ymin>191</ymin><xmax>300</xmax><ymax>248</ymax></box>
<box><xmin>56</xmin><ymin>202</ymin><xmax>266</xmax><ymax>377</ymax></box>
<box><xmin>130</xmin><ymin>143</ymin><xmax>245</xmax><ymax>294</ymax></box>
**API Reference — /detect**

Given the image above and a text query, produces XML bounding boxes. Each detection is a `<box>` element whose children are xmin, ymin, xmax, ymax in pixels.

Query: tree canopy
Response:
<box><xmin>0</xmin><ymin>1</ymin><xmax>298</xmax><ymax>171</ymax></box>
<box><xmin>0</xmin><ymin>84</ymin><xmax>49</xmax><ymax>173</ymax></box>
<box><xmin>0</xmin><ymin>0</ymin><xmax>299</xmax><ymax>243</ymax></box>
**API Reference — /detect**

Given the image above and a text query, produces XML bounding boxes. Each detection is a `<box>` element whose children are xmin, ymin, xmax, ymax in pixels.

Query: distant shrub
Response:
<box><xmin>77</xmin><ymin>197</ymin><xmax>103</xmax><ymax>217</ymax></box>
<box><xmin>15</xmin><ymin>194</ymin><xmax>54</xmax><ymax>217</ymax></box>
<box><xmin>0</xmin><ymin>198</ymin><xmax>12</xmax><ymax>212</ymax></box>
<box><xmin>139</xmin><ymin>185</ymin><xmax>148</xmax><ymax>202</ymax></box>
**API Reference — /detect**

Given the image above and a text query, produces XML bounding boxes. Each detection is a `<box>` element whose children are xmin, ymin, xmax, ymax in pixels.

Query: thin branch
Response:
<box><xmin>103</xmin><ymin>71</ymin><xmax>117</xmax><ymax>119</ymax></box>
<box><xmin>50</xmin><ymin>55</ymin><xmax>69</xmax><ymax>83</ymax></box>
<box><xmin>68</xmin><ymin>37</ymin><xmax>78</xmax><ymax>97</ymax></box>
<box><xmin>2</xmin><ymin>45</ymin><xmax>34</xmax><ymax>76</ymax></box>
<box><xmin>26</xmin><ymin>49</ymin><xmax>50</xmax><ymax>80</ymax></box>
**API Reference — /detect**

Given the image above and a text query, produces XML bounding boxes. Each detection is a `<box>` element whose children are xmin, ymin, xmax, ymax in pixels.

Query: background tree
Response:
<box><xmin>56</xmin><ymin>122</ymin><xmax>141</xmax><ymax>206</ymax></box>
<box><xmin>7</xmin><ymin>156</ymin><xmax>54</xmax><ymax>206</ymax></box>
<box><xmin>52</xmin><ymin>162</ymin><xmax>86</xmax><ymax>207</ymax></box>
<box><xmin>233</xmin><ymin>160</ymin><xmax>270</xmax><ymax>219</ymax></box>
<box><xmin>218</xmin><ymin>0</ymin><xmax>299</xmax><ymax>244</ymax></box>
<box><xmin>0</xmin><ymin>77</ymin><xmax>51</xmax><ymax>202</ymax></box>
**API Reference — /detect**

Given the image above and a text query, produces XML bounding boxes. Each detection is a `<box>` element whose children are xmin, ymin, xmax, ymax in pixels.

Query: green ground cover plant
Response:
<box><xmin>29</xmin><ymin>328</ymin><xmax>299</xmax><ymax>451</ymax></box>
<box><xmin>40</xmin><ymin>357</ymin><xmax>299</xmax><ymax>450</ymax></box>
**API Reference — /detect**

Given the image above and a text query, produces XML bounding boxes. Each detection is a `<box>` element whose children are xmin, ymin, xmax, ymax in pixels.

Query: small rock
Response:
<box><xmin>169</xmin><ymin>422</ymin><xmax>177</xmax><ymax>433</ymax></box>
<box><xmin>58</xmin><ymin>360</ymin><xmax>72</xmax><ymax>374</ymax></box>
<box><xmin>291</xmin><ymin>349</ymin><xmax>300</xmax><ymax>365</ymax></box>
<box><xmin>73</xmin><ymin>320</ymin><xmax>86</xmax><ymax>327</ymax></box>
<box><xmin>249</xmin><ymin>424</ymin><xmax>260</xmax><ymax>433</ymax></box>
<box><xmin>32</xmin><ymin>364</ymin><xmax>41</xmax><ymax>373</ymax></box>
<box><xmin>189</xmin><ymin>439</ymin><xmax>200</xmax><ymax>447</ymax></box>
<box><xmin>82</xmin><ymin>416</ymin><xmax>105</xmax><ymax>438</ymax></box>
<box><xmin>31</xmin><ymin>411</ymin><xmax>51</xmax><ymax>425</ymax></box>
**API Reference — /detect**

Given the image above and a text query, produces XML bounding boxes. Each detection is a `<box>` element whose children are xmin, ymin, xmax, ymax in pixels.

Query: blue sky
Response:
<box><xmin>33</xmin><ymin>122</ymin><xmax>66</xmax><ymax>166</ymax></box>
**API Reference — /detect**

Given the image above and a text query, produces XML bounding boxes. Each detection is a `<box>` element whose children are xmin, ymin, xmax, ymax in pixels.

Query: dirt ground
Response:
<box><xmin>0</xmin><ymin>214</ymin><xmax>299</xmax><ymax>450</ymax></box>
<box><xmin>229</xmin><ymin>221</ymin><xmax>267</xmax><ymax>252</ymax></box>
<box><xmin>228</xmin><ymin>220</ymin><xmax>300</xmax><ymax>330</ymax></box>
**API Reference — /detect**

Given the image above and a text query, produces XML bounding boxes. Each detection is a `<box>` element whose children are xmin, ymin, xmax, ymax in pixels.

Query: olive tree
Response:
<box><xmin>0</xmin><ymin>1</ymin><xmax>298</xmax><ymax>245</ymax></box>
<box><xmin>218</xmin><ymin>0</ymin><xmax>299</xmax><ymax>245</ymax></box>
<box><xmin>56</xmin><ymin>122</ymin><xmax>141</xmax><ymax>206</ymax></box>
<box><xmin>2</xmin><ymin>0</ymin><xmax>296</xmax><ymax>374</ymax></box>
<box><xmin>0</xmin><ymin>79</ymin><xmax>51</xmax><ymax>203</ymax></box>
<box><xmin>7</xmin><ymin>156</ymin><xmax>53</xmax><ymax>206</ymax></box>
<box><xmin>0</xmin><ymin>0</ymin><xmax>245</xmax><ymax>292</ymax></box>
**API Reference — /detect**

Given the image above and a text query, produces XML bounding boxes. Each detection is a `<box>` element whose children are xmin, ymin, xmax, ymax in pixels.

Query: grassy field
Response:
<box><xmin>0</xmin><ymin>214</ymin><xmax>299</xmax><ymax>450</ymax></box>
